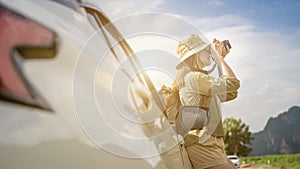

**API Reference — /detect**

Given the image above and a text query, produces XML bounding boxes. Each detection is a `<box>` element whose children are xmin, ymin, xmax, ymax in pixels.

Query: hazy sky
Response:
<box><xmin>93</xmin><ymin>0</ymin><xmax>300</xmax><ymax>132</ymax></box>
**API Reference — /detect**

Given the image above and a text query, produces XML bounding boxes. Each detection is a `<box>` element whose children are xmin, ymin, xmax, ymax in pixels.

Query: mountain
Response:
<box><xmin>250</xmin><ymin>106</ymin><xmax>300</xmax><ymax>156</ymax></box>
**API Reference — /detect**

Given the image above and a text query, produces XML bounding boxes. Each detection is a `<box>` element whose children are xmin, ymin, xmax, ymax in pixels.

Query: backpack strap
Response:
<box><xmin>81</xmin><ymin>4</ymin><xmax>165</xmax><ymax>113</ymax></box>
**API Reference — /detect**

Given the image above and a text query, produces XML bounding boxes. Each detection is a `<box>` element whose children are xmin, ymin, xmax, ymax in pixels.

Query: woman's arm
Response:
<box><xmin>216</xmin><ymin>59</ymin><xmax>237</xmax><ymax>78</ymax></box>
<box><xmin>211</xmin><ymin>38</ymin><xmax>240</xmax><ymax>101</ymax></box>
<box><xmin>212</xmin><ymin>38</ymin><xmax>237</xmax><ymax>78</ymax></box>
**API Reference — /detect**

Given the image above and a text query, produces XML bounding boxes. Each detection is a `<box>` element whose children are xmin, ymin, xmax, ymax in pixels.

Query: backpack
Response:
<box><xmin>159</xmin><ymin>85</ymin><xmax>181</xmax><ymax>124</ymax></box>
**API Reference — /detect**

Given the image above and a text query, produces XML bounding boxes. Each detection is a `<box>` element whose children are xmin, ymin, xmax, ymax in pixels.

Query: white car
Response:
<box><xmin>0</xmin><ymin>0</ymin><xmax>167</xmax><ymax>168</ymax></box>
<box><xmin>227</xmin><ymin>155</ymin><xmax>240</xmax><ymax>168</ymax></box>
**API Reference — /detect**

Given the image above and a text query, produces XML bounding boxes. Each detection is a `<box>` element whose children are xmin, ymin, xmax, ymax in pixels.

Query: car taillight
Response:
<box><xmin>0</xmin><ymin>5</ymin><xmax>58</xmax><ymax>111</ymax></box>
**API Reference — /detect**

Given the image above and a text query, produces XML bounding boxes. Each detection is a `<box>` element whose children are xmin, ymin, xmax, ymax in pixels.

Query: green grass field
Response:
<box><xmin>155</xmin><ymin>154</ymin><xmax>300</xmax><ymax>169</ymax></box>
<box><xmin>240</xmin><ymin>154</ymin><xmax>300</xmax><ymax>169</ymax></box>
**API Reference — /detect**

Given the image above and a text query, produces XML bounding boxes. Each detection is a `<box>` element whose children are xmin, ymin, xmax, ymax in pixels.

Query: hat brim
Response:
<box><xmin>176</xmin><ymin>43</ymin><xmax>210</xmax><ymax>69</ymax></box>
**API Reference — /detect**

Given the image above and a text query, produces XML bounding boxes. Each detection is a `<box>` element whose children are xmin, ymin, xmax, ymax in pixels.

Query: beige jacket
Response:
<box><xmin>180</xmin><ymin>71</ymin><xmax>240</xmax><ymax>146</ymax></box>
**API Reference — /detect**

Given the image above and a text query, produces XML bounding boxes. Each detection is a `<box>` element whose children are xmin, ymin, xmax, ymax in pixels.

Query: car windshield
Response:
<box><xmin>229</xmin><ymin>157</ymin><xmax>238</xmax><ymax>160</ymax></box>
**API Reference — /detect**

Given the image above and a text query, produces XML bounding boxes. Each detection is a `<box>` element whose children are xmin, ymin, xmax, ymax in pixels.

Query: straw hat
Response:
<box><xmin>176</xmin><ymin>34</ymin><xmax>210</xmax><ymax>69</ymax></box>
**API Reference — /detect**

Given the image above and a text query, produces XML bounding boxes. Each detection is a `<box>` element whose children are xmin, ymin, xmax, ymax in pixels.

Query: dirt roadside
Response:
<box><xmin>240</xmin><ymin>164</ymin><xmax>276</xmax><ymax>169</ymax></box>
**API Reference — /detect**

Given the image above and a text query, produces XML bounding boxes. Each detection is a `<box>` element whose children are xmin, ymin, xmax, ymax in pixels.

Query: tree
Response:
<box><xmin>223</xmin><ymin>117</ymin><xmax>254</xmax><ymax>157</ymax></box>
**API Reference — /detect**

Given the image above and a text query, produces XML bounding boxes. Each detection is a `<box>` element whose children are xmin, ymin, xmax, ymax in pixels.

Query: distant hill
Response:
<box><xmin>250</xmin><ymin>106</ymin><xmax>300</xmax><ymax>156</ymax></box>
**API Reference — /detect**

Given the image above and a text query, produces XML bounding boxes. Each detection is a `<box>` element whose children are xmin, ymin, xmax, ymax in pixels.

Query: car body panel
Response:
<box><xmin>227</xmin><ymin>155</ymin><xmax>240</xmax><ymax>168</ymax></box>
<box><xmin>0</xmin><ymin>0</ymin><xmax>159</xmax><ymax>168</ymax></box>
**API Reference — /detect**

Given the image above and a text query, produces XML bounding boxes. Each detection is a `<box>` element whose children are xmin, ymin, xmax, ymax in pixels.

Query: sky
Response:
<box><xmin>94</xmin><ymin>0</ymin><xmax>300</xmax><ymax>132</ymax></box>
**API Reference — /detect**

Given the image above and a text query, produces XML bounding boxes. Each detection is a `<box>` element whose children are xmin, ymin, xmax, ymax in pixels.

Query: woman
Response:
<box><xmin>174</xmin><ymin>34</ymin><xmax>240</xmax><ymax>169</ymax></box>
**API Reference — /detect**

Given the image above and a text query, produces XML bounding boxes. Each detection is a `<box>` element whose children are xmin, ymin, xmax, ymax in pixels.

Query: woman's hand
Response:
<box><xmin>211</xmin><ymin>38</ymin><xmax>237</xmax><ymax>78</ymax></box>
<box><xmin>212</xmin><ymin>38</ymin><xmax>230</xmax><ymax>59</ymax></box>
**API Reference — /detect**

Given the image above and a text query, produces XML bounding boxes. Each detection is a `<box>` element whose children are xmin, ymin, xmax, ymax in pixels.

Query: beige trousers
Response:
<box><xmin>186</xmin><ymin>136</ymin><xmax>228</xmax><ymax>169</ymax></box>
<box><xmin>160</xmin><ymin>143</ymin><xmax>193</xmax><ymax>169</ymax></box>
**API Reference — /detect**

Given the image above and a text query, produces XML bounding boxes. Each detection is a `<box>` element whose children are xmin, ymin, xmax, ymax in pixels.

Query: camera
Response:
<box><xmin>221</xmin><ymin>40</ymin><xmax>232</xmax><ymax>49</ymax></box>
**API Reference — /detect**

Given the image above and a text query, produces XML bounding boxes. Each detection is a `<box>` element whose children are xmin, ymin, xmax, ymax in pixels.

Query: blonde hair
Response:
<box><xmin>172</xmin><ymin>54</ymin><xmax>200</xmax><ymax>90</ymax></box>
